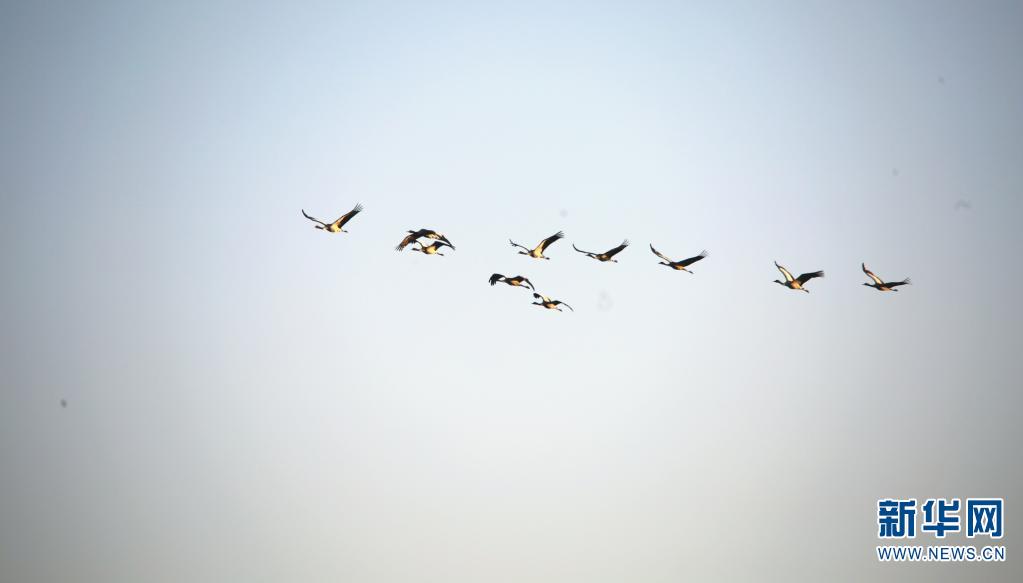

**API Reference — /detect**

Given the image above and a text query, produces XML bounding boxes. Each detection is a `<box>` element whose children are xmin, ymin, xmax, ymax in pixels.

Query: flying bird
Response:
<box><xmin>862</xmin><ymin>263</ymin><xmax>911</xmax><ymax>292</ymax></box>
<box><xmin>773</xmin><ymin>261</ymin><xmax>824</xmax><ymax>293</ymax></box>
<box><xmin>410</xmin><ymin>240</ymin><xmax>453</xmax><ymax>256</ymax></box>
<box><xmin>573</xmin><ymin>239</ymin><xmax>629</xmax><ymax>262</ymax></box>
<box><xmin>301</xmin><ymin>203</ymin><xmax>363</xmax><ymax>233</ymax></box>
<box><xmin>396</xmin><ymin>229</ymin><xmax>454</xmax><ymax>251</ymax></box>
<box><xmin>510</xmin><ymin>231</ymin><xmax>564</xmax><ymax>259</ymax></box>
<box><xmin>532</xmin><ymin>293</ymin><xmax>573</xmax><ymax>312</ymax></box>
<box><xmin>650</xmin><ymin>244</ymin><xmax>708</xmax><ymax>273</ymax></box>
<box><xmin>489</xmin><ymin>274</ymin><xmax>534</xmax><ymax>290</ymax></box>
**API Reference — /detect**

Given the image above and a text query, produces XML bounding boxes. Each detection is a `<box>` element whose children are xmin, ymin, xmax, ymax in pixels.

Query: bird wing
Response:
<box><xmin>887</xmin><ymin>277</ymin><xmax>911</xmax><ymax>288</ymax></box>
<box><xmin>649</xmin><ymin>244</ymin><xmax>673</xmax><ymax>263</ymax></box>
<box><xmin>396</xmin><ymin>230</ymin><xmax>424</xmax><ymax>251</ymax></box>
<box><xmin>796</xmin><ymin>270</ymin><xmax>825</xmax><ymax>284</ymax></box>
<box><xmin>603</xmin><ymin>239</ymin><xmax>630</xmax><ymax>258</ymax></box>
<box><xmin>536</xmin><ymin>231</ymin><xmax>564</xmax><ymax>253</ymax></box>
<box><xmin>428</xmin><ymin>231</ymin><xmax>454</xmax><ymax>248</ymax></box>
<box><xmin>301</xmin><ymin>209</ymin><xmax>327</xmax><ymax>226</ymax></box>
<box><xmin>862</xmin><ymin>263</ymin><xmax>883</xmax><ymax>286</ymax></box>
<box><xmin>509</xmin><ymin>239</ymin><xmax>531</xmax><ymax>252</ymax></box>
<box><xmin>554</xmin><ymin>300</ymin><xmax>573</xmax><ymax>311</ymax></box>
<box><xmin>518</xmin><ymin>277</ymin><xmax>535</xmax><ymax>290</ymax></box>
<box><xmin>679</xmin><ymin>249</ymin><xmax>708</xmax><ymax>267</ymax></box>
<box><xmin>775</xmin><ymin>261</ymin><xmax>795</xmax><ymax>282</ymax></box>
<box><xmin>331</xmin><ymin>203</ymin><xmax>363</xmax><ymax>228</ymax></box>
<box><xmin>572</xmin><ymin>244</ymin><xmax>596</xmax><ymax>256</ymax></box>
<box><xmin>533</xmin><ymin>292</ymin><xmax>550</xmax><ymax>302</ymax></box>
<box><xmin>489</xmin><ymin>273</ymin><xmax>505</xmax><ymax>286</ymax></box>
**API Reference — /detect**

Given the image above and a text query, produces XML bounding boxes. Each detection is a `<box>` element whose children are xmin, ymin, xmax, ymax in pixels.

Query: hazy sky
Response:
<box><xmin>1</xmin><ymin>1</ymin><xmax>1021</xmax><ymax>581</ymax></box>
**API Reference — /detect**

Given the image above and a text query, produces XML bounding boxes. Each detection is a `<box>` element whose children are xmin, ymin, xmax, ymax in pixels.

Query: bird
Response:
<box><xmin>650</xmin><ymin>244</ymin><xmax>708</xmax><ymax>273</ymax></box>
<box><xmin>410</xmin><ymin>240</ymin><xmax>453</xmax><ymax>256</ymax></box>
<box><xmin>532</xmin><ymin>293</ymin><xmax>573</xmax><ymax>312</ymax></box>
<box><xmin>396</xmin><ymin>229</ymin><xmax>454</xmax><ymax>251</ymax></box>
<box><xmin>573</xmin><ymin>239</ymin><xmax>629</xmax><ymax>262</ymax></box>
<box><xmin>301</xmin><ymin>203</ymin><xmax>363</xmax><ymax>233</ymax></box>
<box><xmin>489</xmin><ymin>274</ymin><xmax>534</xmax><ymax>290</ymax></box>
<box><xmin>862</xmin><ymin>263</ymin><xmax>911</xmax><ymax>292</ymax></box>
<box><xmin>773</xmin><ymin>261</ymin><xmax>824</xmax><ymax>292</ymax></box>
<box><xmin>510</xmin><ymin>231</ymin><xmax>564</xmax><ymax>259</ymax></box>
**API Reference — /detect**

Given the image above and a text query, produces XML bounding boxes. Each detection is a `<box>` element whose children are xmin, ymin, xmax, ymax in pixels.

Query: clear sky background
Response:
<box><xmin>1</xmin><ymin>1</ymin><xmax>1021</xmax><ymax>581</ymax></box>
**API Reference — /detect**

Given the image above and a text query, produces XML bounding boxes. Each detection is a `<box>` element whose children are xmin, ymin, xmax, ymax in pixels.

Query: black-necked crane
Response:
<box><xmin>510</xmin><ymin>231</ymin><xmax>564</xmax><ymax>259</ymax></box>
<box><xmin>774</xmin><ymin>261</ymin><xmax>824</xmax><ymax>293</ymax></box>
<box><xmin>650</xmin><ymin>244</ymin><xmax>707</xmax><ymax>273</ymax></box>
<box><xmin>573</xmin><ymin>239</ymin><xmax>629</xmax><ymax>262</ymax></box>
<box><xmin>301</xmin><ymin>203</ymin><xmax>363</xmax><ymax>233</ymax></box>
<box><xmin>410</xmin><ymin>240</ymin><xmax>452</xmax><ymax>256</ymax></box>
<box><xmin>395</xmin><ymin>229</ymin><xmax>455</xmax><ymax>251</ymax></box>
<box><xmin>489</xmin><ymin>274</ymin><xmax>534</xmax><ymax>290</ymax></box>
<box><xmin>862</xmin><ymin>263</ymin><xmax>911</xmax><ymax>292</ymax></box>
<box><xmin>532</xmin><ymin>293</ymin><xmax>573</xmax><ymax>312</ymax></box>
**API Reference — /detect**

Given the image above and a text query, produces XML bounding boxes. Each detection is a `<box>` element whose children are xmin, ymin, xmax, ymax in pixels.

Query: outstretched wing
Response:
<box><xmin>887</xmin><ymin>277</ymin><xmax>911</xmax><ymax>288</ymax></box>
<box><xmin>775</xmin><ymin>261</ymin><xmax>795</xmax><ymax>282</ymax></box>
<box><xmin>536</xmin><ymin>231</ymin><xmax>564</xmax><ymax>253</ymax></box>
<box><xmin>396</xmin><ymin>229</ymin><xmax>424</xmax><ymax>251</ymax></box>
<box><xmin>301</xmin><ymin>209</ymin><xmax>327</xmax><ymax>226</ymax></box>
<box><xmin>331</xmin><ymin>203</ymin><xmax>363</xmax><ymax>229</ymax></box>
<box><xmin>649</xmin><ymin>244</ymin><xmax>673</xmax><ymax>263</ymax></box>
<box><xmin>425</xmin><ymin>231</ymin><xmax>454</xmax><ymax>248</ymax></box>
<box><xmin>796</xmin><ymin>270</ymin><xmax>825</xmax><ymax>284</ymax></box>
<box><xmin>572</xmin><ymin>244</ymin><xmax>596</xmax><ymax>257</ymax></box>
<box><xmin>862</xmin><ymin>263</ymin><xmax>883</xmax><ymax>286</ymax></box>
<box><xmin>489</xmin><ymin>273</ymin><xmax>505</xmax><ymax>286</ymax></box>
<box><xmin>554</xmin><ymin>300</ymin><xmax>574</xmax><ymax>312</ymax></box>
<box><xmin>532</xmin><ymin>292</ymin><xmax>551</xmax><ymax>303</ymax></box>
<box><xmin>679</xmin><ymin>249</ymin><xmax>708</xmax><ymax>267</ymax></box>
<box><xmin>603</xmin><ymin>239</ymin><xmax>630</xmax><ymax>258</ymax></box>
<box><xmin>509</xmin><ymin>239</ymin><xmax>531</xmax><ymax>252</ymax></box>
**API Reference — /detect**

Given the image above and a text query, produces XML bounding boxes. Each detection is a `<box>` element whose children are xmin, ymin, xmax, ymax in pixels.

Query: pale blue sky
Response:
<box><xmin>1</xmin><ymin>1</ymin><xmax>1021</xmax><ymax>581</ymax></box>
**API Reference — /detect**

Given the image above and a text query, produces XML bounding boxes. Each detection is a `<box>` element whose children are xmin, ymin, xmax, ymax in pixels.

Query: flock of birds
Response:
<box><xmin>301</xmin><ymin>203</ymin><xmax>912</xmax><ymax>312</ymax></box>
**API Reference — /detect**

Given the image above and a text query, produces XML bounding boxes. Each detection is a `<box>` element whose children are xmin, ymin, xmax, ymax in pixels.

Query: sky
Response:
<box><xmin>1</xmin><ymin>1</ymin><xmax>1021</xmax><ymax>581</ymax></box>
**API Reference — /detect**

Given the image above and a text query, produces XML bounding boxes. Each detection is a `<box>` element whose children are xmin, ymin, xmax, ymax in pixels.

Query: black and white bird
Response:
<box><xmin>489</xmin><ymin>274</ymin><xmax>534</xmax><ymax>290</ymax></box>
<box><xmin>573</xmin><ymin>239</ymin><xmax>629</xmax><ymax>262</ymax></box>
<box><xmin>396</xmin><ymin>229</ymin><xmax>455</xmax><ymax>251</ymax></box>
<box><xmin>410</xmin><ymin>240</ymin><xmax>452</xmax><ymax>256</ymax></box>
<box><xmin>862</xmin><ymin>263</ymin><xmax>911</xmax><ymax>292</ymax></box>
<box><xmin>532</xmin><ymin>293</ymin><xmax>573</xmax><ymax>312</ymax></box>
<box><xmin>510</xmin><ymin>231</ymin><xmax>564</xmax><ymax>259</ymax></box>
<box><xmin>301</xmin><ymin>203</ymin><xmax>363</xmax><ymax>233</ymax></box>
<box><xmin>650</xmin><ymin>244</ymin><xmax>707</xmax><ymax>273</ymax></box>
<box><xmin>773</xmin><ymin>261</ymin><xmax>824</xmax><ymax>293</ymax></box>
